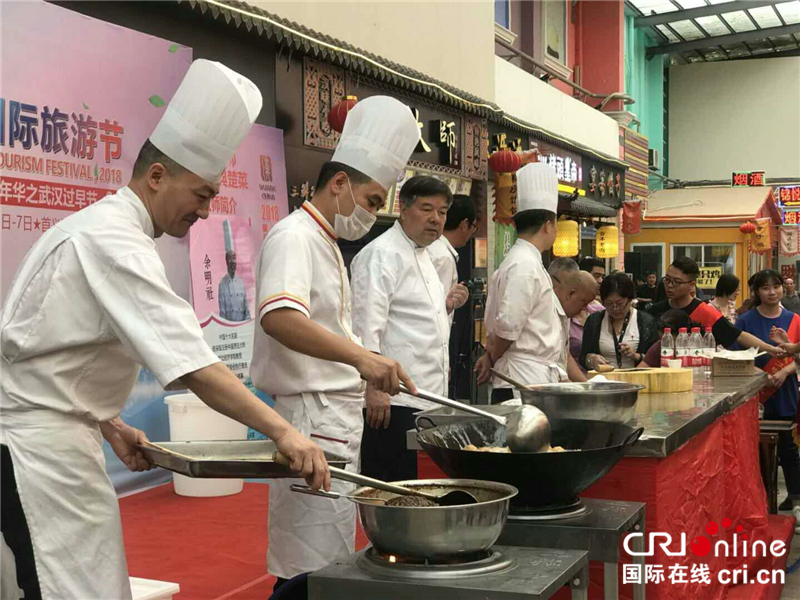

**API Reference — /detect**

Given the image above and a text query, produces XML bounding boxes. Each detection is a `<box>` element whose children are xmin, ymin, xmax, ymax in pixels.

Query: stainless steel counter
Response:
<box><xmin>408</xmin><ymin>373</ymin><xmax>768</xmax><ymax>459</ymax></box>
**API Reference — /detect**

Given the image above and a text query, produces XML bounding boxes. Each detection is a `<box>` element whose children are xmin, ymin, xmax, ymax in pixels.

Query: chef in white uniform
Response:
<box><xmin>250</xmin><ymin>96</ymin><xmax>421</xmax><ymax>589</ymax></box>
<box><xmin>351</xmin><ymin>176</ymin><xmax>468</xmax><ymax>482</ymax></box>
<box><xmin>475</xmin><ymin>163</ymin><xmax>564</xmax><ymax>403</ymax></box>
<box><xmin>218</xmin><ymin>219</ymin><xmax>251</xmax><ymax>322</ymax></box>
<box><xmin>0</xmin><ymin>60</ymin><xmax>329</xmax><ymax>600</ymax></box>
<box><xmin>427</xmin><ymin>194</ymin><xmax>477</xmax><ymax>327</ymax></box>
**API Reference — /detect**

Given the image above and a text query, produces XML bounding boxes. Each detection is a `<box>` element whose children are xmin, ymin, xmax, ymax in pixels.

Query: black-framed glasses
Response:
<box><xmin>663</xmin><ymin>275</ymin><xmax>695</xmax><ymax>288</ymax></box>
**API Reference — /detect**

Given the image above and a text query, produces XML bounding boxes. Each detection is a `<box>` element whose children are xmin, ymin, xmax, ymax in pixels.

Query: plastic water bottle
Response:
<box><xmin>690</xmin><ymin>327</ymin><xmax>704</xmax><ymax>377</ymax></box>
<box><xmin>703</xmin><ymin>327</ymin><xmax>716</xmax><ymax>379</ymax></box>
<box><xmin>676</xmin><ymin>328</ymin><xmax>690</xmax><ymax>368</ymax></box>
<box><xmin>660</xmin><ymin>328</ymin><xmax>675</xmax><ymax>368</ymax></box>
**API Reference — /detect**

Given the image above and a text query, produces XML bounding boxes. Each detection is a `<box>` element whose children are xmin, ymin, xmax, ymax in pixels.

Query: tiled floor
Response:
<box><xmin>778</xmin><ymin>472</ymin><xmax>800</xmax><ymax>599</ymax></box>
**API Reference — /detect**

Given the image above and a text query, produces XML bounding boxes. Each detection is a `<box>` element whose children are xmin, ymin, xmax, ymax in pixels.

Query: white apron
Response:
<box><xmin>2</xmin><ymin>410</ymin><xmax>131</xmax><ymax>600</ymax></box>
<box><xmin>267</xmin><ymin>391</ymin><xmax>364</xmax><ymax>579</ymax></box>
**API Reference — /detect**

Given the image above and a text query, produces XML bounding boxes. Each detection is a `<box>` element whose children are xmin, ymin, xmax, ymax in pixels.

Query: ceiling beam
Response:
<box><xmin>635</xmin><ymin>0</ymin><xmax>795</xmax><ymax>28</ymax></box>
<box><xmin>647</xmin><ymin>21</ymin><xmax>800</xmax><ymax>55</ymax></box>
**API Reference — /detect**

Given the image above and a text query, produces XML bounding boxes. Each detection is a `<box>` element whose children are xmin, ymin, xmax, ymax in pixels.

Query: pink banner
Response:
<box><xmin>0</xmin><ymin>1</ymin><xmax>192</xmax><ymax>298</ymax></box>
<box><xmin>189</xmin><ymin>125</ymin><xmax>289</xmax><ymax>383</ymax></box>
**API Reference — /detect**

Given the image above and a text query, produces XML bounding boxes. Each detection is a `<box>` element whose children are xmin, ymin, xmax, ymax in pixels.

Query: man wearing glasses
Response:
<box><xmin>647</xmin><ymin>257</ymin><xmax>783</xmax><ymax>354</ymax></box>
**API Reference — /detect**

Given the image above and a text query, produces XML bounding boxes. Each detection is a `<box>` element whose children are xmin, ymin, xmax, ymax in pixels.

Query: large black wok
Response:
<box><xmin>416</xmin><ymin>417</ymin><xmax>643</xmax><ymax>509</ymax></box>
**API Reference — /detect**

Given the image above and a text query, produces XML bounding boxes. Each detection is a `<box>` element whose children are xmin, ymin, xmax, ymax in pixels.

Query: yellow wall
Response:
<box><xmin>624</xmin><ymin>225</ymin><xmax>749</xmax><ymax>305</ymax></box>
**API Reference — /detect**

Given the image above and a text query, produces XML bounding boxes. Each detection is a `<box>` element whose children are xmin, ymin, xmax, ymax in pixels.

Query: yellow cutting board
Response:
<box><xmin>587</xmin><ymin>367</ymin><xmax>693</xmax><ymax>394</ymax></box>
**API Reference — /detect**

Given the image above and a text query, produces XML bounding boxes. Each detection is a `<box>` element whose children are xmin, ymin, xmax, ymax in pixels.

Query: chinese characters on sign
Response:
<box><xmin>203</xmin><ymin>254</ymin><xmax>214</xmax><ymax>301</ymax></box>
<box><xmin>778</xmin><ymin>186</ymin><xmax>800</xmax><ymax>208</ymax></box>
<box><xmin>531</xmin><ymin>141</ymin><xmax>583</xmax><ymax>187</ymax></box>
<box><xmin>0</xmin><ymin>98</ymin><xmax>125</xmax><ymax>163</ymax></box>
<box><xmin>783</xmin><ymin>210</ymin><xmax>799</xmax><ymax>225</ymax></box>
<box><xmin>623</xmin><ymin>563</ymin><xmax>711</xmax><ymax>585</ymax></box>
<box><xmin>696</xmin><ymin>266</ymin><xmax>723</xmax><ymax>289</ymax></box>
<box><xmin>0</xmin><ymin>176</ymin><xmax>111</xmax><ymax>211</ymax></box>
<box><xmin>731</xmin><ymin>171</ymin><xmax>765</xmax><ymax>187</ymax></box>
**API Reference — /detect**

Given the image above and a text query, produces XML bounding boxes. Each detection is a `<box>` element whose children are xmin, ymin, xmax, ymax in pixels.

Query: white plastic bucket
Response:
<box><xmin>165</xmin><ymin>392</ymin><xmax>247</xmax><ymax>497</ymax></box>
<box><xmin>130</xmin><ymin>577</ymin><xmax>180</xmax><ymax>600</ymax></box>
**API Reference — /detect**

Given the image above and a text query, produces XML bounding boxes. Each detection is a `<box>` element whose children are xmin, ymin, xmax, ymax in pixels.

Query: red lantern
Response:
<box><xmin>488</xmin><ymin>149</ymin><xmax>522</xmax><ymax>173</ymax></box>
<box><xmin>327</xmin><ymin>95</ymin><xmax>358</xmax><ymax>133</ymax></box>
<box><xmin>740</xmin><ymin>222</ymin><xmax>756</xmax><ymax>234</ymax></box>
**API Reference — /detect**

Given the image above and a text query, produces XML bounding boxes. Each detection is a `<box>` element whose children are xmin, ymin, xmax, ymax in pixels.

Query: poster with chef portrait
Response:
<box><xmin>189</xmin><ymin>123</ymin><xmax>289</xmax><ymax>387</ymax></box>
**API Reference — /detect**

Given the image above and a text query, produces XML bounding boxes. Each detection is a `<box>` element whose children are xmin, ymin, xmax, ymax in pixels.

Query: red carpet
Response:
<box><xmin>119</xmin><ymin>482</ymin><xmax>369</xmax><ymax>600</ymax></box>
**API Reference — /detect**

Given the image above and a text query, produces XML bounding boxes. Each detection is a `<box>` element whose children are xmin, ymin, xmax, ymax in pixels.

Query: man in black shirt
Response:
<box><xmin>648</xmin><ymin>257</ymin><xmax>783</xmax><ymax>353</ymax></box>
<box><xmin>637</xmin><ymin>271</ymin><xmax>658</xmax><ymax>305</ymax></box>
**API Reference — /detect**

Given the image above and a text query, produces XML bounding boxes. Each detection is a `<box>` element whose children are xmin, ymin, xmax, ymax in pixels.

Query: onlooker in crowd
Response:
<box><xmin>570</xmin><ymin>257</ymin><xmax>606</xmax><ymax>364</ymax></box>
<box><xmin>647</xmin><ymin>257</ymin><xmax>781</xmax><ymax>355</ymax></box>
<box><xmin>736</xmin><ymin>270</ymin><xmax>800</xmax><ymax>526</ymax></box>
<box><xmin>637</xmin><ymin>271</ymin><xmax>658</xmax><ymax>305</ymax></box>
<box><xmin>580</xmin><ymin>272</ymin><xmax>659</xmax><ymax>371</ymax></box>
<box><xmin>548</xmin><ymin>258</ymin><xmax>597</xmax><ymax>380</ymax></box>
<box><xmin>782</xmin><ymin>277</ymin><xmax>800</xmax><ymax>314</ymax></box>
<box><xmin>709</xmin><ymin>274</ymin><xmax>740</xmax><ymax>325</ymax></box>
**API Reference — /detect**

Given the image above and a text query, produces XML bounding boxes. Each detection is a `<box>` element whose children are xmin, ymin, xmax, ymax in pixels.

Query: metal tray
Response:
<box><xmin>140</xmin><ymin>440</ymin><xmax>350</xmax><ymax>479</ymax></box>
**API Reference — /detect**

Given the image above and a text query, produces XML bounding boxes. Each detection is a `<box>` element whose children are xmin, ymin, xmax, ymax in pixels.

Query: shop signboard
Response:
<box><xmin>731</xmin><ymin>171</ymin><xmax>765</xmax><ymax>187</ymax></box>
<box><xmin>530</xmin><ymin>140</ymin><xmax>583</xmax><ymax>189</ymax></box>
<box><xmin>697</xmin><ymin>265</ymin><xmax>723</xmax><ymax>289</ymax></box>
<box><xmin>777</xmin><ymin>186</ymin><xmax>800</xmax><ymax>207</ymax></box>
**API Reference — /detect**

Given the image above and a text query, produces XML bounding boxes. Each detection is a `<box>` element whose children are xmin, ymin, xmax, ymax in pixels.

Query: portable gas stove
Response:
<box><xmin>309</xmin><ymin>545</ymin><xmax>590</xmax><ymax>600</ymax></box>
<box><xmin>499</xmin><ymin>498</ymin><xmax>647</xmax><ymax>600</ymax></box>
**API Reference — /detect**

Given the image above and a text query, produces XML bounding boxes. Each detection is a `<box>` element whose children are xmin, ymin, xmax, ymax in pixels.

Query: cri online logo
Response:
<box><xmin>624</xmin><ymin>519</ymin><xmax>787</xmax><ymax>559</ymax></box>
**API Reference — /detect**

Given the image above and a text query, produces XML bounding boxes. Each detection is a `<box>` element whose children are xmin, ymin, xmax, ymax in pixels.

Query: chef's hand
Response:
<box><xmin>355</xmin><ymin>350</ymin><xmax>416</xmax><ymax>396</ymax></box>
<box><xmin>103</xmin><ymin>420</ymin><xmax>152</xmax><ymax>473</ymax></box>
<box><xmin>446</xmin><ymin>283</ymin><xmax>469</xmax><ymax>313</ymax></box>
<box><xmin>474</xmin><ymin>354</ymin><xmax>493</xmax><ymax>385</ymax></box>
<box><xmin>771</xmin><ymin>327</ymin><xmax>790</xmax><ymax>344</ymax></box>
<box><xmin>365</xmin><ymin>386</ymin><xmax>391</xmax><ymax>429</ymax></box>
<box><xmin>275</xmin><ymin>428</ymin><xmax>331</xmax><ymax>492</ymax></box>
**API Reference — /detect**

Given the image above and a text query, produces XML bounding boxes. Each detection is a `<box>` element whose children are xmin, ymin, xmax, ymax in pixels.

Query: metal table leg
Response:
<box><xmin>632</xmin><ymin>516</ymin><xmax>646</xmax><ymax>600</ymax></box>
<box><xmin>604</xmin><ymin>562</ymin><xmax>619</xmax><ymax>600</ymax></box>
<box><xmin>570</xmin><ymin>564</ymin><xmax>590</xmax><ymax>600</ymax></box>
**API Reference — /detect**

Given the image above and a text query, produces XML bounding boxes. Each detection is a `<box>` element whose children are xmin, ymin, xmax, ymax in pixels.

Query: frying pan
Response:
<box><xmin>416</xmin><ymin>417</ymin><xmax>643</xmax><ymax>509</ymax></box>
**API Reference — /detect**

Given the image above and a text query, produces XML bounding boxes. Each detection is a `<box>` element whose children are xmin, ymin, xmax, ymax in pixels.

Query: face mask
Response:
<box><xmin>333</xmin><ymin>177</ymin><xmax>377</xmax><ymax>240</ymax></box>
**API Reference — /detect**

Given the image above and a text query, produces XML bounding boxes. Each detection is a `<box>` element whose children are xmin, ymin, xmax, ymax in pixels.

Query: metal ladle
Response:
<box><xmin>399</xmin><ymin>384</ymin><xmax>552</xmax><ymax>453</ymax></box>
<box><xmin>274</xmin><ymin>453</ymin><xmax>478</xmax><ymax>506</ymax></box>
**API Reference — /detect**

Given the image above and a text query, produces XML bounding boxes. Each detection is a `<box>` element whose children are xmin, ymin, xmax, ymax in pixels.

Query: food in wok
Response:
<box><xmin>462</xmin><ymin>443</ymin><xmax>567</xmax><ymax>453</ymax></box>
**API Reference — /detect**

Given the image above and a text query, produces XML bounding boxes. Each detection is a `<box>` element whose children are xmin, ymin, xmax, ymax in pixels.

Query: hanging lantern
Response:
<box><xmin>596</xmin><ymin>225</ymin><xmax>620</xmax><ymax>259</ymax></box>
<box><xmin>488</xmin><ymin>149</ymin><xmax>522</xmax><ymax>173</ymax></box>
<box><xmin>327</xmin><ymin>95</ymin><xmax>358</xmax><ymax>133</ymax></box>
<box><xmin>740</xmin><ymin>221</ymin><xmax>756</xmax><ymax>234</ymax></box>
<box><xmin>553</xmin><ymin>219</ymin><xmax>580</xmax><ymax>257</ymax></box>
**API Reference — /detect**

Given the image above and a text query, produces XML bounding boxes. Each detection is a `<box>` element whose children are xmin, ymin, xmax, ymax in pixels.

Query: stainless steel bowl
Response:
<box><xmin>520</xmin><ymin>381</ymin><xmax>644</xmax><ymax>423</ymax></box>
<box><xmin>352</xmin><ymin>479</ymin><xmax>518</xmax><ymax>560</ymax></box>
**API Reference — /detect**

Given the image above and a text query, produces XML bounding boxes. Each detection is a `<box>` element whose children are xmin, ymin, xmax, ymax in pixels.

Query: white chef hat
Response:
<box><xmin>516</xmin><ymin>163</ymin><xmax>559</xmax><ymax>213</ymax></box>
<box><xmin>223</xmin><ymin>219</ymin><xmax>234</xmax><ymax>254</ymax></box>
<box><xmin>149</xmin><ymin>59</ymin><xmax>262</xmax><ymax>182</ymax></box>
<box><xmin>331</xmin><ymin>96</ymin><xmax>420</xmax><ymax>191</ymax></box>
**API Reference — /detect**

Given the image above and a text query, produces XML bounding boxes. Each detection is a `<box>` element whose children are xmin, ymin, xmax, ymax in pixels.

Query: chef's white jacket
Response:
<box><xmin>428</xmin><ymin>235</ymin><xmax>459</xmax><ymax>327</ymax></box>
<box><xmin>1</xmin><ymin>186</ymin><xmax>219</xmax><ymax>421</ymax></box>
<box><xmin>428</xmin><ymin>235</ymin><xmax>458</xmax><ymax>297</ymax></box>
<box><xmin>351</xmin><ymin>221</ymin><xmax>449</xmax><ymax>411</ymax></box>
<box><xmin>251</xmin><ymin>202</ymin><xmax>363</xmax><ymax>396</ymax></box>
<box><xmin>0</xmin><ymin>186</ymin><xmax>219</xmax><ymax>599</ymax></box>
<box><xmin>485</xmin><ymin>238</ymin><xmax>566</xmax><ymax>387</ymax></box>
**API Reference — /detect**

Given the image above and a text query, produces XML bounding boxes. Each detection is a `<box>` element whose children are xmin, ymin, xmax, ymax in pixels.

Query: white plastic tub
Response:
<box><xmin>165</xmin><ymin>392</ymin><xmax>247</xmax><ymax>497</ymax></box>
<box><xmin>130</xmin><ymin>577</ymin><xmax>180</xmax><ymax>600</ymax></box>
